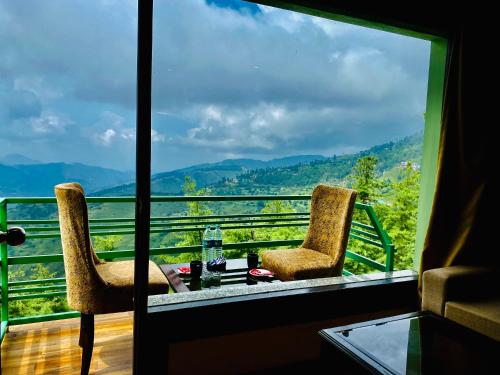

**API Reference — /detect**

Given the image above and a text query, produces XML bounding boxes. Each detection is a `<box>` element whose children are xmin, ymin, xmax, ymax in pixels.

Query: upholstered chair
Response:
<box><xmin>262</xmin><ymin>184</ymin><xmax>357</xmax><ymax>281</ymax></box>
<box><xmin>55</xmin><ymin>182</ymin><xmax>169</xmax><ymax>375</ymax></box>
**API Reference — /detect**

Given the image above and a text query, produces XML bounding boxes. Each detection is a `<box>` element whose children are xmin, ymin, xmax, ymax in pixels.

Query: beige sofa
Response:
<box><xmin>422</xmin><ymin>265</ymin><xmax>500</xmax><ymax>341</ymax></box>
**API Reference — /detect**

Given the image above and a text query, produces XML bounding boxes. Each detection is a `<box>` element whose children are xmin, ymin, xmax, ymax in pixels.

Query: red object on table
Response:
<box><xmin>249</xmin><ymin>268</ymin><xmax>274</xmax><ymax>277</ymax></box>
<box><xmin>177</xmin><ymin>267</ymin><xmax>191</xmax><ymax>275</ymax></box>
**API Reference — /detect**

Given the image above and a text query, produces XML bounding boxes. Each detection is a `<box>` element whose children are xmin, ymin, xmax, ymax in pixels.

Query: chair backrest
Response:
<box><xmin>55</xmin><ymin>182</ymin><xmax>105</xmax><ymax>313</ymax></box>
<box><xmin>302</xmin><ymin>184</ymin><xmax>357</xmax><ymax>275</ymax></box>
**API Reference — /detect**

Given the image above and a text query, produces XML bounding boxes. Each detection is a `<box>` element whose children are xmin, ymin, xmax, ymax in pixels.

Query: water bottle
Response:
<box><xmin>205</xmin><ymin>225</ymin><xmax>222</xmax><ymax>287</ymax></box>
<box><xmin>214</xmin><ymin>224</ymin><xmax>223</xmax><ymax>259</ymax></box>
<box><xmin>208</xmin><ymin>224</ymin><xmax>225</xmax><ymax>275</ymax></box>
<box><xmin>201</xmin><ymin>225</ymin><xmax>212</xmax><ymax>274</ymax></box>
<box><xmin>208</xmin><ymin>225</ymin><xmax>216</xmax><ymax>263</ymax></box>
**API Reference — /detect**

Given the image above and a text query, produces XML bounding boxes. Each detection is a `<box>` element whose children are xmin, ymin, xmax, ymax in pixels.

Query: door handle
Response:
<box><xmin>0</xmin><ymin>227</ymin><xmax>26</xmax><ymax>246</ymax></box>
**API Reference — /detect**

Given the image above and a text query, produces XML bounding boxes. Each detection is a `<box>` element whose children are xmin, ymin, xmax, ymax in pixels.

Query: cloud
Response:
<box><xmin>179</xmin><ymin>101</ymin><xmax>418</xmax><ymax>156</ymax></box>
<box><xmin>120</xmin><ymin>128</ymin><xmax>135</xmax><ymax>141</ymax></box>
<box><xmin>151</xmin><ymin>129</ymin><xmax>165</xmax><ymax>143</ymax></box>
<box><xmin>152</xmin><ymin>1</ymin><xmax>428</xmax><ymax>112</ymax></box>
<box><xmin>87</xmin><ymin>111</ymin><xmax>164</xmax><ymax>146</ymax></box>
<box><xmin>30</xmin><ymin>111</ymin><xmax>70</xmax><ymax>134</ymax></box>
<box><xmin>0</xmin><ymin>97</ymin><xmax>70</xmax><ymax>141</ymax></box>
<box><xmin>97</xmin><ymin>128</ymin><xmax>116</xmax><ymax>146</ymax></box>
<box><xmin>0</xmin><ymin>0</ymin><xmax>430</xmax><ymax>171</ymax></box>
<box><xmin>90</xmin><ymin>111</ymin><xmax>130</xmax><ymax>146</ymax></box>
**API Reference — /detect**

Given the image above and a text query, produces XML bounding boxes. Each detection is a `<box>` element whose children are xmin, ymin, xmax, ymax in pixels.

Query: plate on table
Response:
<box><xmin>249</xmin><ymin>268</ymin><xmax>274</xmax><ymax>278</ymax></box>
<box><xmin>176</xmin><ymin>266</ymin><xmax>191</xmax><ymax>275</ymax></box>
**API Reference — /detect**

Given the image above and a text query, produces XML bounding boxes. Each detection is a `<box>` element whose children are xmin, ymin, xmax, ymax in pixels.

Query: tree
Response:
<box><xmin>346</xmin><ymin>156</ymin><xmax>387</xmax><ymax>273</ymax></box>
<box><xmin>345</xmin><ymin>161</ymin><xmax>421</xmax><ymax>273</ymax></box>
<box><xmin>351</xmin><ymin>156</ymin><xmax>380</xmax><ymax>204</ymax></box>
<box><xmin>378</xmin><ymin>164</ymin><xmax>420</xmax><ymax>269</ymax></box>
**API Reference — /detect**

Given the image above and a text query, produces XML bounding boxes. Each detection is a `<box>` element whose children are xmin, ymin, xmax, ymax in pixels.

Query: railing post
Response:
<box><xmin>362</xmin><ymin>205</ymin><xmax>395</xmax><ymax>272</ymax></box>
<box><xmin>385</xmin><ymin>244</ymin><xmax>395</xmax><ymax>272</ymax></box>
<box><xmin>1</xmin><ymin>198</ymin><xmax>9</xmax><ymax>334</ymax></box>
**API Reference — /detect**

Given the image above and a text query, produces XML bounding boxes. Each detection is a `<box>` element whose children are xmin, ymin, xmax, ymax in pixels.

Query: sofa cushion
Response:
<box><xmin>422</xmin><ymin>266</ymin><xmax>500</xmax><ymax>316</ymax></box>
<box><xmin>445</xmin><ymin>298</ymin><xmax>500</xmax><ymax>342</ymax></box>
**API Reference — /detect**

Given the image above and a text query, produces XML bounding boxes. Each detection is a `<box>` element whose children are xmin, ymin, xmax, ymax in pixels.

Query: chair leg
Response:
<box><xmin>79</xmin><ymin>313</ymin><xmax>94</xmax><ymax>375</ymax></box>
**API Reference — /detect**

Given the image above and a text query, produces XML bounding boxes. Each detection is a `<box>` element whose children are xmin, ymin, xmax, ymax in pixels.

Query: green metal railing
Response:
<box><xmin>0</xmin><ymin>195</ymin><xmax>394</xmax><ymax>342</ymax></box>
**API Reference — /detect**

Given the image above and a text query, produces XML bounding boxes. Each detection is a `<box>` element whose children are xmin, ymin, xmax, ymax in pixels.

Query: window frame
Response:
<box><xmin>133</xmin><ymin>0</ymin><xmax>448</xmax><ymax>370</ymax></box>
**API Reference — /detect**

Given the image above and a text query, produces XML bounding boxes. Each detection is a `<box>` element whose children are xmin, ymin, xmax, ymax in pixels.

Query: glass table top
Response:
<box><xmin>322</xmin><ymin>313</ymin><xmax>500</xmax><ymax>375</ymax></box>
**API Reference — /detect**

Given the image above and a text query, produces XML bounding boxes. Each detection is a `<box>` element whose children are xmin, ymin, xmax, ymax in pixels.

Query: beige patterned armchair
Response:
<box><xmin>55</xmin><ymin>182</ymin><xmax>169</xmax><ymax>375</ymax></box>
<box><xmin>262</xmin><ymin>184</ymin><xmax>357</xmax><ymax>281</ymax></box>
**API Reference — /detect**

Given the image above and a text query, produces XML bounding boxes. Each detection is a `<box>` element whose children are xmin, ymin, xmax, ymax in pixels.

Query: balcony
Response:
<box><xmin>1</xmin><ymin>195</ymin><xmax>397</xmax><ymax>372</ymax></box>
<box><xmin>1</xmin><ymin>311</ymin><xmax>133</xmax><ymax>374</ymax></box>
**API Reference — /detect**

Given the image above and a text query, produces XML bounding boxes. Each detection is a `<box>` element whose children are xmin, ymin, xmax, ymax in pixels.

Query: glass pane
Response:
<box><xmin>0</xmin><ymin>1</ymin><xmax>137</xmax><ymax>319</ymax></box>
<box><xmin>149</xmin><ymin>0</ymin><xmax>430</xmax><ymax>303</ymax></box>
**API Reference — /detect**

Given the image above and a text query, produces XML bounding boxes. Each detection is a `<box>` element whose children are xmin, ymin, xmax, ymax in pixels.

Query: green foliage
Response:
<box><xmin>345</xmin><ymin>161</ymin><xmax>421</xmax><ymax>272</ymax></box>
<box><xmin>177</xmin><ymin>176</ymin><xmax>212</xmax><ymax>247</ymax></box>
<box><xmin>254</xmin><ymin>201</ymin><xmax>304</xmax><ymax>244</ymax></box>
<box><xmin>158</xmin><ymin>177</ymin><xmax>212</xmax><ymax>264</ymax></box>
<box><xmin>163</xmin><ymin>188</ymin><xmax>307</xmax><ymax>263</ymax></box>
<box><xmin>8</xmin><ymin>264</ymin><xmax>69</xmax><ymax>318</ymax></box>
<box><xmin>92</xmin><ymin>235</ymin><xmax>122</xmax><ymax>251</ymax></box>
<box><xmin>182</xmin><ymin>176</ymin><xmax>213</xmax><ymax>215</ymax></box>
<box><xmin>212</xmin><ymin>133</ymin><xmax>422</xmax><ymax>192</ymax></box>
<box><xmin>160</xmin><ymin>252</ymin><xmax>201</xmax><ymax>265</ymax></box>
<box><xmin>225</xmin><ymin>200</ymin><xmax>306</xmax><ymax>259</ymax></box>
<box><xmin>351</xmin><ymin>156</ymin><xmax>380</xmax><ymax>204</ymax></box>
<box><xmin>377</xmin><ymin>164</ymin><xmax>420</xmax><ymax>269</ymax></box>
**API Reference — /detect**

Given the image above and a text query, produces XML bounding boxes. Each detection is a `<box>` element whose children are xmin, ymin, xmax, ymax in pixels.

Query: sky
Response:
<box><xmin>0</xmin><ymin>0</ymin><xmax>430</xmax><ymax>172</ymax></box>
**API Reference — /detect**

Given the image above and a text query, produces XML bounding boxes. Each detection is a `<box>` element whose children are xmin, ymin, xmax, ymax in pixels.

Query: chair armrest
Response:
<box><xmin>422</xmin><ymin>265</ymin><xmax>499</xmax><ymax>316</ymax></box>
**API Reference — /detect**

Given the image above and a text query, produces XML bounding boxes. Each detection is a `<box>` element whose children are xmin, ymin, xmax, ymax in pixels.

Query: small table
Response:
<box><xmin>319</xmin><ymin>311</ymin><xmax>500</xmax><ymax>374</ymax></box>
<box><xmin>160</xmin><ymin>258</ymin><xmax>280</xmax><ymax>293</ymax></box>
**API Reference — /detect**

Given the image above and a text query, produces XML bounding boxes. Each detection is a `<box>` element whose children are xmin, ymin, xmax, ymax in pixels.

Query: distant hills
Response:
<box><xmin>97</xmin><ymin>155</ymin><xmax>326</xmax><ymax>196</ymax></box>
<box><xmin>0</xmin><ymin>153</ymin><xmax>40</xmax><ymax>165</ymax></box>
<box><xmin>0</xmin><ymin>163</ymin><xmax>134</xmax><ymax>197</ymax></box>
<box><xmin>0</xmin><ymin>154</ymin><xmax>325</xmax><ymax>197</ymax></box>
<box><xmin>0</xmin><ymin>133</ymin><xmax>422</xmax><ymax>198</ymax></box>
<box><xmin>97</xmin><ymin>133</ymin><xmax>422</xmax><ymax>196</ymax></box>
<box><xmin>211</xmin><ymin>132</ymin><xmax>423</xmax><ymax>194</ymax></box>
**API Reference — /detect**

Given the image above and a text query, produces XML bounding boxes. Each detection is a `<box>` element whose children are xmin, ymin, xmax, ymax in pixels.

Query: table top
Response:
<box><xmin>160</xmin><ymin>258</ymin><xmax>280</xmax><ymax>293</ymax></box>
<box><xmin>319</xmin><ymin>311</ymin><xmax>500</xmax><ymax>375</ymax></box>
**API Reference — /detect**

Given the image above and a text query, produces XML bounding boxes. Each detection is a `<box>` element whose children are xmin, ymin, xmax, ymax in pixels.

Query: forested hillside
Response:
<box><xmin>214</xmin><ymin>133</ymin><xmax>422</xmax><ymax>194</ymax></box>
<box><xmin>96</xmin><ymin>154</ymin><xmax>326</xmax><ymax>196</ymax></box>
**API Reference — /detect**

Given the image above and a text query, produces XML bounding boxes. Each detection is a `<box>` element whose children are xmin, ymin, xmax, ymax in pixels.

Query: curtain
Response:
<box><xmin>418</xmin><ymin>25</ymin><xmax>495</xmax><ymax>291</ymax></box>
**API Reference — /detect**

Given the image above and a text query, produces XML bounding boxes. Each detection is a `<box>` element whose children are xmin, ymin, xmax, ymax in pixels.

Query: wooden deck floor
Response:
<box><xmin>1</xmin><ymin>312</ymin><xmax>133</xmax><ymax>375</ymax></box>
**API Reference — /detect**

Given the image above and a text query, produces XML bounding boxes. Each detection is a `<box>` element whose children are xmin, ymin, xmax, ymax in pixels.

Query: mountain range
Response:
<box><xmin>0</xmin><ymin>153</ymin><xmax>40</xmax><ymax>165</ymax></box>
<box><xmin>99</xmin><ymin>132</ymin><xmax>423</xmax><ymax>196</ymax></box>
<box><xmin>96</xmin><ymin>154</ymin><xmax>326</xmax><ymax>196</ymax></box>
<box><xmin>0</xmin><ymin>133</ymin><xmax>422</xmax><ymax>198</ymax></box>
<box><xmin>0</xmin><ymin>163</ymin><xmax>133</xmax><ymax>197</ymax></box>
<box><xmin>0</xmin><ymin>155</ymin><xmax>325</xmax><ymax>197</ymax></box>
<box><xmin>211</xmin><ymin>132</ymin><xmax>423</xmax><ymax>194</ymax></box>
